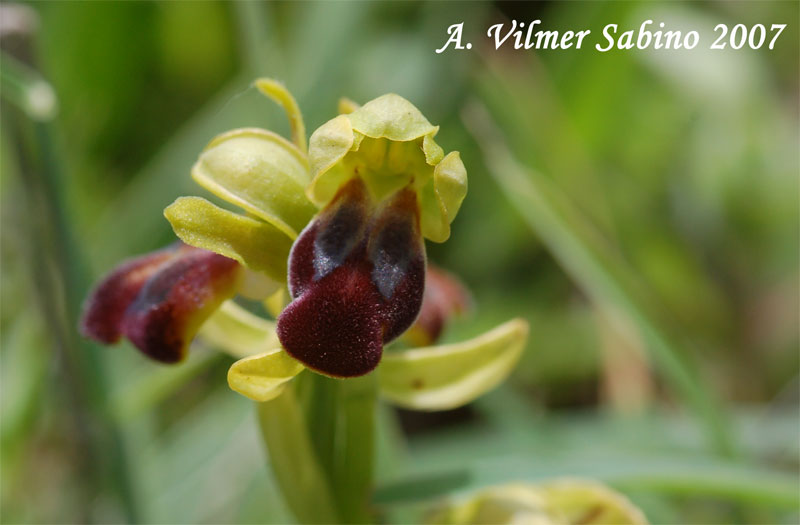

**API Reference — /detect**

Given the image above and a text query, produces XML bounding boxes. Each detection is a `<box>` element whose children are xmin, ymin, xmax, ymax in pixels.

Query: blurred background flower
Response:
<box><xmin>1</xmin><ymin>2</ymin><xmax>797</xmax><ymax>524</ymax></box>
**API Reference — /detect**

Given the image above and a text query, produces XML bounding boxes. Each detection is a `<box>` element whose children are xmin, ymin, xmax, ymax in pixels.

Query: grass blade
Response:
<box><xmin>462</xmin><ymin>102</ymin><xmax>736</xmax><ymax>458</ymax></box>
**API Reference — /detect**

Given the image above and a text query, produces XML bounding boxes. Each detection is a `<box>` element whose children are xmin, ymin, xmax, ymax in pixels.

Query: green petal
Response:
<box><xmin>347</xmin><ymin>94</ymin><xmax>438</xmax><ymax>141</ymax></box>
<box><xmin>378</xmin><ymin>318</ymin><xmax>528</xmax><ymax>410</ymax></box>
<box><xmin>228</xmin><ymin>348</ymin><xmax>305</xmax><ymax>402</ymax></box>
<box><xmin>422</xmin><ymin>134</ymin><xmax>444</xmax><ymax>165</ymax></box>
<box><xmin>165</xmin><ymin>196</ymin><xmax>293</xmax><ymax>283</ymax></box>
<box><xmin>435</xmin><ymin>152</ymin><xmax>468</xmax><ymax>223</ymax></box>
<box><xmin>198</xmin><ymin>300</ymin><xmax>278</xmax><ymax>358</ymax></box>
<box><xmin>420</xmin><ymin>151</ymin><xmax>468</xmax><ymax>243</ymax></box>
<box><xmin>192</xmin><ymin>128</ymin><xmax>317</xmax><ymax>238</ymax></box>
<box><xmin>307</xmin><ymin>114</ymin><xmax>355</xmax><ymax>207</ymax></box>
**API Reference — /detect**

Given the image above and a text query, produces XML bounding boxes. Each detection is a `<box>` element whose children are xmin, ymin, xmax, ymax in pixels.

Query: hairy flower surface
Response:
<box><xmin>81</xmin><ymin>243</ymin><xmax>242</xmax><ymax>363</ymax></box>
<box><xmin>276</xmin><ymin>93</ymin><xmax>465</xmax><ymax>377</ymax></box>
<box><xmin>82</xmin><ymin>78</ymin><xmax>528</xmax><ymax>409</ymax></box>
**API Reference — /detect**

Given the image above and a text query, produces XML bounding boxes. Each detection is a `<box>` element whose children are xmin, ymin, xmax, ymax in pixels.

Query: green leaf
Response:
<box><xmin>374</xmin><ymin>455</ymin><xmax>800</xmax><ymax>510</ymax></box>
<box><xmin>0</xmin><ymin>51</ymin><xmax>58</xmax><ymax>121</ymax></box>
<box><xmin>462</xmin><ymin>103</ymin><xmax>737</xmax><ymax>457</ymax></box>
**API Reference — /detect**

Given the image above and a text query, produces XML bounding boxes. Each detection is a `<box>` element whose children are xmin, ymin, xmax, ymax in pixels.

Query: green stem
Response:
<box><xmin>0</xmin><ymin>51</ymin><xmax>57</xmax><ymax>121</ymax></box>
<box><xmin>257</xmin><ymin>384</ymin><xmax>339</xmax><ymax>524</ymax></box>
<box><xmin>2</xmin><ymin>54</ymin><xmax>140</xmax><ymax>521</ymax></box>
<box><xmin>330</xmin><ymin>375</ymin><xmax>376</xmax><ymax>524</ymax></box>
<box><xmin>258</xmin><ymin>372</ymin><xmax>377</xmax><ymax>524</ymax></box>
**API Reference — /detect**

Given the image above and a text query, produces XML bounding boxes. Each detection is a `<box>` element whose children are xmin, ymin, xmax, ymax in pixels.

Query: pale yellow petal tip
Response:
<box><xmin>253</xmin><ymin>77</ymin><xmax>286</xmax><ymax>96</ymax></box>
<box><xmin>378</xmin><ymin>318</ymin><xmax>529</xmax><ymax>411</ymax></box>
<box><xmin>338</xmin><ymin>97</ymin><xmax>360</xmax><ymax>115</ymax></box>
<box><xmin>507</xmin><ymin>317</ymin><xmax>530</xmax><ymax>340</ymax></box>
<box><xmin>254</xmin><ymin>78</ymin><xmax>307</xmax><ymax>154</ymax></box>
<box><xmin>227</xmin><ymin>349</ymin><xmax>305</xmax><ymax>402</ymax></box>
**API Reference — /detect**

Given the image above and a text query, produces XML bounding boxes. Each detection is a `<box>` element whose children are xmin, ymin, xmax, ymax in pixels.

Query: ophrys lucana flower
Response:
<box><xmin>81</xmin><ymin>78</ymin><xmax>528</xmax><ymax>410</ymax></box>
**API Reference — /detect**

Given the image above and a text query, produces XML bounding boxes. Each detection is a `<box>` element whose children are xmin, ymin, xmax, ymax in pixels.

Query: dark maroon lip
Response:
<box><xmin>278</xmin><ymin>178</ymin><xmax>426</xmax><ymax>377</ymax></box>
<box><xmin>81</xmin><ymin>243</ymin><xmax>241</xmax><ymax>364</ymax></box>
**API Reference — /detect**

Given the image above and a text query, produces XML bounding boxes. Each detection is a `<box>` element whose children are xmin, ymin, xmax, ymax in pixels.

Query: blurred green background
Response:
<box><xmin>1</xmin><ymin>1</ymin><xmax>797</xmax><ymax>524</ymax></box>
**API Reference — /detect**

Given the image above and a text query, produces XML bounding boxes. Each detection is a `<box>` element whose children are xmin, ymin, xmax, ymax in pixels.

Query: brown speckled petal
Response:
<box><xmin>278</xmin><ymin>179</ymin><xmax>425</xmax><ymax>377</ymax></box>
<box><xmin>81</xmin><ymin>243</ymin><xmax>242</xmax><ymax>363</ymax></box>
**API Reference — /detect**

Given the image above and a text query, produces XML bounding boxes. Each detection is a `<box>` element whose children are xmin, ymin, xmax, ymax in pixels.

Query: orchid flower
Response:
<box><xmin>426</xmin><ymin>479</ymin><xmax>648</xmax><ymax>525</ymax></box>
<box><xmin>81</xmin><ymin>78</ymin><xmax>529</xmax><ymax>411</ymax></box>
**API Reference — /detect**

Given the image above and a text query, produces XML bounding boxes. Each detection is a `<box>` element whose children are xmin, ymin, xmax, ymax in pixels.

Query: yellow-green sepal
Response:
<box><xmin>378</xmin><ymin>318</ymin><xmax>528</xmax><ymax>410</ymax></box>
<box><xmin>192</xmin><ymin>128</ymin><xmax>317</xmax><ymax>238</ymax></box>
<box><xmin>165</xmin><ymin>196</ymin><xmax>293</xmax><ymax>283</ymax></box>
<box><xmin>228</xmin><ymin>348</ymin><xmax>305</xmax><ymax>402</ymax></box>
<box><xmin>198</xmin><ymin>300</ymin><xmax>279</xmax><ymax>358</ymax></box>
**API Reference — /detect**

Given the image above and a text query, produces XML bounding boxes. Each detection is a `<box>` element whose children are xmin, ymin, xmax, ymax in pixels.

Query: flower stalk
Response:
<box><xmin>258</xmin><ymin>373</ymin><xmax>376</xmax><ymax>524</ymax></box>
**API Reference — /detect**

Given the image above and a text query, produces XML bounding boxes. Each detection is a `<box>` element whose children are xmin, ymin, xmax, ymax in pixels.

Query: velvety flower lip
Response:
<box><xmin>81</xmin><ymin>243</ymin><xmax>242</xmax><ymax>363</ymax></box>
<box><xmin>272</xmin><ymin>93</ymin><xmax>468</xmax><ymax>378</ymax></box>
<box><xmin>278</xmin><ymin>177</ymin><xmax>425</xmax><ymax>377</ymax></box>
